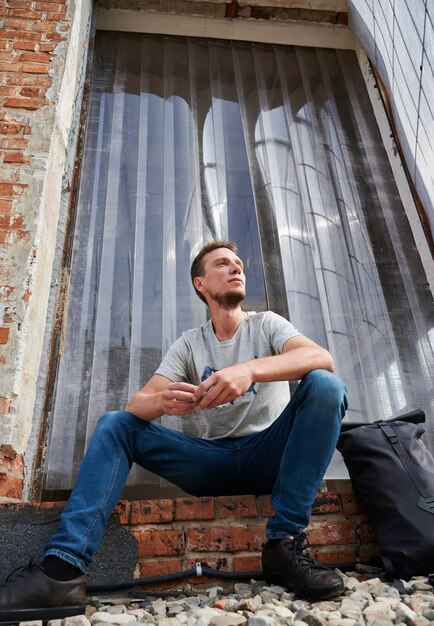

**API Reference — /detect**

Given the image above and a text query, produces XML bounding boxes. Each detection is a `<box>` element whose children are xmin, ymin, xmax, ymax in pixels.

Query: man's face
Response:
<box><xmin>196</xmin><ymin>248</ymin><xmax>246</xmax><ymax>309</ymax></box>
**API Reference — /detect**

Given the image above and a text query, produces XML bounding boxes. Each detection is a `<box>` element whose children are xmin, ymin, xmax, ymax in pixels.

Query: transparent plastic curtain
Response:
<box><xmin>44</xmin><ymin>32</ymin><xmax>434</xmax><ymax>490</ymax></box>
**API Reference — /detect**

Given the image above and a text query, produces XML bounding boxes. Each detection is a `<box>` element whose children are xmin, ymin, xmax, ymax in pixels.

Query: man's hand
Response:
<box><xmin>192</xmin><ymin>363</ymin><xmax>254</xmax><ymax>409</ymax></box>
<box><xmin>161</xmin><ymin>382</ymin><xmax>199</xmax><ymax>416</ymax></box>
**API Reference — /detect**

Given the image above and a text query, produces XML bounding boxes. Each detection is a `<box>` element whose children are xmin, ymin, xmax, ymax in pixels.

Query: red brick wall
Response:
<box><xmin>0</xmin><ymin>0</ymin><xmax>72</xmax><ymax>501</ymax></box>
<box><xmin>0</xmin><ymin>491</ymin><xmax>376</xmax><ymax>588</ymax></box>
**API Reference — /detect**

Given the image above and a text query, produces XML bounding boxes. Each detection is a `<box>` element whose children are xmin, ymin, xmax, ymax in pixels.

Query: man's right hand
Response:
<box><xmin>161</xmin><ymin>382</ymin><xmax>199</xmax><ymax>416</ymax></box>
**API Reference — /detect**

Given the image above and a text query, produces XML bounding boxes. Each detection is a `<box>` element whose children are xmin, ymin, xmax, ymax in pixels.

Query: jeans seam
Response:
<box><xmin>79</xmin><ymin>434</ymin><xmax>124</xmax><ymax>556</ymax></box>
<box><xmin>273</xmin><ymin>378</ymin><xmax>315</xmax><ymax>515</ymax></box>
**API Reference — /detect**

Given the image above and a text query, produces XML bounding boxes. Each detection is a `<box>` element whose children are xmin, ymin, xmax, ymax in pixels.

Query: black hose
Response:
<box><xmin>87</xmin><ymin>562</ymin><xmax>361</xmax><ymax>593</ymax></box>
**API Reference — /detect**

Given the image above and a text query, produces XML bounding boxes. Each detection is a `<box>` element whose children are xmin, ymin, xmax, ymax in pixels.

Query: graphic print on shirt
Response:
<box><xmin>200</xmin><ymin>365</ymin><xmax>257</xmax><ymax>406</ymax></box>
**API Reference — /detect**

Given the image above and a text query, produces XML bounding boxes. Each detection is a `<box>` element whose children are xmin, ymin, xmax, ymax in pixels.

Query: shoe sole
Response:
<box><xmin>265</xmin><ymin>573</ymin><xmax>344</xmax><ymax>601</ymax></box>
<box><xmin>0</xmin><ymin>604</ymin><xmax>85</xmax><ymax>625</ymax></box>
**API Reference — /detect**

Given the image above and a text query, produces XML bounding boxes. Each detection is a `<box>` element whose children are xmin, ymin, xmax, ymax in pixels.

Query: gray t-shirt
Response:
<box><xmin>155</xmin><ymin>311</ymin><xmax>301</xmax><ymax>439</ymax></box>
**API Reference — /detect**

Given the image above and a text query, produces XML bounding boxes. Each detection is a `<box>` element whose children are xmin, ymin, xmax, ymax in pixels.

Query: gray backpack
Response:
<box><xmin>337</xmin><ymin>410</ymin><xmax>434</xmax><ymax>580</ymax></box>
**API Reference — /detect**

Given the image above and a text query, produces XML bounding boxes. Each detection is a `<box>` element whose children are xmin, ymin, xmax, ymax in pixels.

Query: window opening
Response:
<box><xmin>43</xmin><ymin>32</ymin><xmax>434</xmax><ymax>491</ymax></box>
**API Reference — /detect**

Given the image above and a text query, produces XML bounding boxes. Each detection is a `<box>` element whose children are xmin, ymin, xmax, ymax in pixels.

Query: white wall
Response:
<box><xmin>349</xmin><ymin>0</ymin><xmax>434</xmax><ymax>241</ymax></box>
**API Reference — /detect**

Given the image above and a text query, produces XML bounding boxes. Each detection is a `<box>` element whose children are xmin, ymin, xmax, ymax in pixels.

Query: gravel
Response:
<box><xmin>17</xmin><ymin>567</ymin><xmax>434</xmax><ymax>626</ymax></box>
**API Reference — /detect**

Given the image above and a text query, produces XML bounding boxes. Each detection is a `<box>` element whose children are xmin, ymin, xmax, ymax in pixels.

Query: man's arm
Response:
<box><xmin>192</xmin><ymin>335</ymin><xmax>334</xmax><ymax>410</ymax></box>
<box><xmin>125</xmin><ymin>374</ymin><xmax>199</xmax><ymax>421</ymax></box>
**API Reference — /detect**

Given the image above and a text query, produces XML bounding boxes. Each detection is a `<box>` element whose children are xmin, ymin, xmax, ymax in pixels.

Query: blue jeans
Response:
<box><xmin>44</xmin><ymin>369</ymin><xmax>347</xmax><ymax>572</ymax></box>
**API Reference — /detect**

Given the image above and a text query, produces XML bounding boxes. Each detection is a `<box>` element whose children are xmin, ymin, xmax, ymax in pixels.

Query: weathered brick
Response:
<box><xmin>0</xmin><ymin>62</ymin><xmax>20</xmax><ymax>72</ymax></box>
<box><xmin>232</xmin><ymin>554</ymin><xmax>262</xmax><ymax>572</ymax></box>
<box><xmin>114</xmin><ymin>500</ymin><xmax>130</xmax><ymax>525</ymax></box>
<box><xmin>187</xmin><ymin>526</ymin><xmax>265</xmax><ymax>553</ymax></box>
<box><xmin>5</xmin><ymin>0</ymin><xmax>34</xmax><ymax>8</ymax></box>
<box><xmin>131</xmin><ymin>499</ymin><xmax>174</xmax><ymax>524</ymax></box>
<box><xmin>0</xmin><ymin>452</ymin><xmax>23</xmax><ymax>474</ymax></box>
<box><xmin>39</xmin><ymin>501</ymin><xmax>67</xmax><ymax>508</ymax></box>
<box><xmin>19</xmin><ymin>86</ymin><xmax>42</xmax><ymax>97</ymax></box>
<box><xmin>340</xmin><ymin>492</ymin><xmax>365</xmax><ymax>515</ymax></box>
<box><xmin>2</xmin><ymin>137</ymin><xmax>29</xmax><ymax>149</ymax></box>
<box><xmin>359</xmin><ymin>543</ymin><xmax>380</xmax><ymax>562</ymax></box>
<box><xmin>39</xmin><ymin>43</ymin><xmax>55</xmax><ymax>52</ymax></box>
<box><xmin>312</xmin><ymin>491</ymin><xmax>341</xmax><ymax>514</ymax></box>
<box><xmin>217</xmin><ymin>495</ymin><xmax>258</xmax><ymax>518</ymax></box>
<box><xmin>35</xmin><ymin>2</ymin><xmax>65</xmax><ymax>10</ymax></box>
<box><xmin>12</xmin><ymin>40</ymin><xmax>37</xmax><ymax>51</ymax></box>
<box><xmin>0</xmin><ymin>182</ymin><xmax>27</xmax><ymax>195</ymax></box>
<box><xmin>0</xmin><ymin>199</ymin><xmax>13</xmax><ymax>213</ymax></box>
<box><xmin>307</xmin><ymin>519</ymin><xmax>356</xmax><ymax>546</ymax></box>
<box><xmin>0</xmin><ymin>327</ymin><xmax>10</xmax><ymax>344</ymax></box>
<box><xmin>312</xmin><ymin>546</ymin><xmax>358</xmax><ymax>565</ymax></box>
<box><xmin>19</xmin><ymin>52</ymin><xmax>51</xmax><ymax>63</ymax></box>
<box><xmin>0</xmin><ymin>474</ymin><xmax>23</xmax><ymax>499</ymax></box>
<box><xmin>133</xmin><ymin>530</ymin><xmax>185</xmax><ymax>558</ymax></box>
<box><xmin>357</xmin><ymin>520</ymin><xmax>377</xmax><ymax>543</ymax></box>
<box><xmin>4</xmin><ymin>151</ymin><xmax>27</xmax><ymax>163</ymax></box>
<box><xmin>138</xmin><ymin>558</ymin><xmax>183</xmax><ymax>579</ymax></box>
<box><xmin>0</xmin><ymin>86</ymin><xmax>17</xmax><ymax>96</ymax></box>
<box><xmin>185</xmin><ymin>555</ymin><xmax>229</xmax><ymax>571</ymax></box>
<box><xmin>175</xmin><ymin>497</ymin><xmax>214</xmax><ymax>521</ymax></box>
<box><xmin>4</xmin><ymin>18</ymin><xmax>32</xmax><ymax>30</ymax></box>
<box><xmin>259</xmin><ymin>494</ymin><xmax>273</xmax><ymax>517</ymax></box>
<box><xmin>5</xmin><ymin>97</ymin><xmax>46</xmax><ymax>109</ymax></box>
<box><xmin>0</xmin><ymin>30</ymin><xmax>43</xmax><ymax>41</ymax></box>
<box><xmin>0</xmin><ymin>396</ymin><xmax>11</xmax><ymax>415</ymax></box>
<box><xmin>21</xmin><ymin>62</ymin><xmax>50</xmax><ymax>74</ymax></box>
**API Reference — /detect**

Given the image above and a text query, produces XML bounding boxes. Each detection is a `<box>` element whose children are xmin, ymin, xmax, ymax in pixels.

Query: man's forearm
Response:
<box><xmin>124</xmin><ymin>392</ymin><xmax>163</xmax><ymax>421</ymax></box>
<box><xmin>247</xmin><ymin>347</ymin><xmax>335</xmax><ymax>383</ymax></box>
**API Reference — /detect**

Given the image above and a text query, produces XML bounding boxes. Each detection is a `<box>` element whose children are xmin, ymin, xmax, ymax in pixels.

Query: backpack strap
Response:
<box><xmin>378</xmin><ymin>422</ymin><xmax>434</xmax><ymax>513</ymax></box>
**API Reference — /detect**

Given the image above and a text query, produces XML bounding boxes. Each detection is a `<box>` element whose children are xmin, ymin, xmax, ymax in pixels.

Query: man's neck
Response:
<box><xmin>209</xmin><ymin>305</ymin><xmax>244</xmax><ymax>341</ymax></box>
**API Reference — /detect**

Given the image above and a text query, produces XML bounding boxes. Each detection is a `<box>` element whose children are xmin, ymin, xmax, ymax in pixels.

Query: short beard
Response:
<box><xmin>208</xmin><ymin>289</ymin><xmax>246</xmax><ymax>310</ymax></box>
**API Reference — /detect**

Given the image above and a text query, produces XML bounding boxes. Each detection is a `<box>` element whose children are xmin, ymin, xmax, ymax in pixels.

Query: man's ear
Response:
<box><xmin>194</xmin><ymin>276</ymin><xmax>205</xmax><ymax>294</ymax></box>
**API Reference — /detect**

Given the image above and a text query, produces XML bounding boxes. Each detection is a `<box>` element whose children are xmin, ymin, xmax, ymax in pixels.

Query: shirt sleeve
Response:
<box><xmin>155</xmin><ymin>335</ymin><xmax>191</xmax><ymax>383</ymax></box>
<box><xmin>263</xmin><ymin>311</ymin><xmax>302</xmax><ymax>354</ymax></box>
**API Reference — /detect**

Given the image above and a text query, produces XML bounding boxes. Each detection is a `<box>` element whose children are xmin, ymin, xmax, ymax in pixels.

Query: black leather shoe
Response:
<box><xmin>262</xmin><ymin>533</ymin><xmax>344</xmax><ymax>600</ymax></box>
<box><xmin>0</xmin><ymin>562</ymin><xmax>86</xmax><ymax>624</ymax></box>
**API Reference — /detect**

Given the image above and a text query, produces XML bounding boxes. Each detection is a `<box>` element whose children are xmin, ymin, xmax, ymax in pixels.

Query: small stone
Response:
<box><xmin>328</xmin><ymin>619</ymin><xmax>357</xmax><ymax>626</ymax></box>
<box><xmin>209</xmin><ymin>615</ymin><xmax>247</xmax><ymax>626</ymax></box>
<box><xmin>412</xmin><ymin>583</ymin><xmax>434</xmax><ymax>592</ymax></box>
<box><xmin>394</xmin><ymin>601</ymin><xmax>418</xmax><ymax>623</ymax></box>
<box><xmin>150</xmin><ymin>599</ymin><xmax>168</xmax><ymax>617</ymax></box>
<box><xmin>47</xmin><ymin>620</ymin><xmax>64</xmax><ymax>626</ymax></box>
<box><xmin>106</xmin><ymin>606</ymin><xmax>127</xmax><ymax>615</ymax></box>
<box><xmin>261</xmin><ymin>586</ymin><xmax>286</xmax><ymax>595</ymax></box>
<box><xmin>18</xmin><ymin>622</ymin><xmax>43</xmax><ymax>626</ymax></box>
<box><xmin>234</xmin><ymin>584</ymin><xmax>253</xmax><ymax>599</ymax></box>
<box><xmin>213</xmin><ymin>599</ymin><xmax>228</xmax><ymax>611</ymax></box>
<box><xmin>347</xmin><ymin>591</ymin><xmax>373</xmax><ymax>609</ymax></box>
<box><xmin>280</xmin><ymin>591</ymin><xmax>296</xmax><ymax>602</ymax></box>
<box><xmin>127</xmin><ymin>610</ymin><xmax>146</xmax><ymax>619</ymax></box>
<box><xmin>247</xmin><ymin>616</ymin><xmax>278</xmax><ymax>626</ymax></box>
<box><xmin>89</xmin><ymin>612</ymin><xmax>137</xmax><ymax>624</ymax></box>
<box><xmin>302</xmin><ymin>614</ymin><xmax>328</xmax><ymax>626</ymax></box>
<box><xmin>410</xmin><ymin>618</ymin><xmax>430</xmax><ymax>626</ymax></box>
<box><xmin>158</xmin><ymin>619</ymin><xmax>183</xmax><ymax>626</ymax></box>
<box><xmin>184</xmin><ymin>598</ymin><xmax>201</xmax><ymax>608</ymax></box>
<box><xmin>422</xmin><ymin>608</ymin><xmax>434</xmax><ymax>620</ymax></box>
<box><xmin>259</xmin><ymin>592</ymin><xmax>280</xmax><ymax>603</ymax></box>
<box><xmin>313</xmin><ymin>601</ymin><xmax>339</xmax><ymax>611</ymax></box>
<box><xmin>207</xmin><ymin>587</ymin><xmax>224</xmax><ymax>599</ymax></box>
<box><xmin>167</xmin><ymin>606</ymin><xmax>186</xmax><ymax>616</ymax></box>
<box><xmin>63</xmin><ymin>617</ymin><xmax>92</xmax><ymax>626</ymax></box>
<box><xmin>233</xmin><ymin>596</ymin><xmax>262</xmax><ymax>613</ymax></box>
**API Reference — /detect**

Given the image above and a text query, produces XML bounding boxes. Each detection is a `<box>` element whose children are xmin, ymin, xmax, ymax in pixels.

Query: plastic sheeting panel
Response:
<box><xmin>44</xmin><ymin>33</ymin><xmax>434</xmax><ymax>489</ymax></box>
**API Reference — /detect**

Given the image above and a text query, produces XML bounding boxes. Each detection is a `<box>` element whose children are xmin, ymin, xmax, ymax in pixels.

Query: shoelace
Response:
<box><xmin>282</xmin><ymin>533</ymin><xmax>319</xmax><ymax>568</ymax></box>
<box><xmin>1</xmin><ymin>560</ymin><xmax>39</xmax><ymax>587</ymax></box>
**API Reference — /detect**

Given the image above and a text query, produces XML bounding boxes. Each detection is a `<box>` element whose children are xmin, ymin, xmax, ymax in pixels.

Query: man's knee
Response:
<box><xmin>94</xmin><ymin>410</ymin><xmax>138</xmax><ymax>437</ymax></box>
<box><xmin>302</xmin><ymin>369</ymin><xmax>348</xmax><ymax>411</ymax></box>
